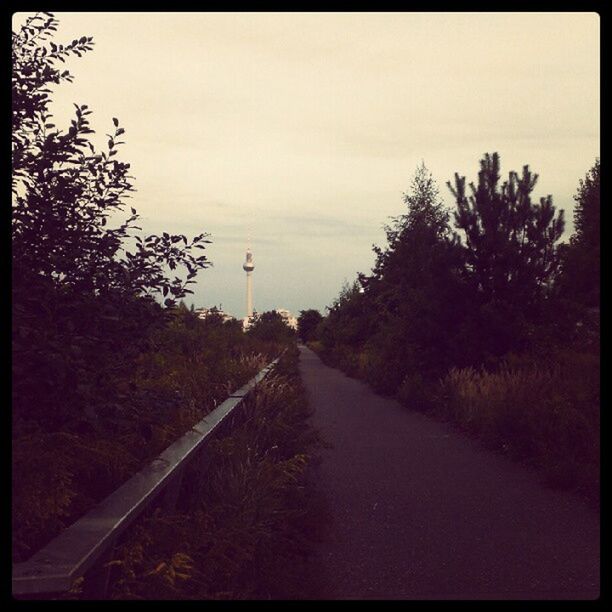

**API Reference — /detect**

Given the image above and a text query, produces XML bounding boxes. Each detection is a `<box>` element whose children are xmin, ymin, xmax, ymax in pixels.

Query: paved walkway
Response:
<box><xmin>298</xmin><ymin>345</ymin><xmax>599</xmax><ymax>600</ymax></box>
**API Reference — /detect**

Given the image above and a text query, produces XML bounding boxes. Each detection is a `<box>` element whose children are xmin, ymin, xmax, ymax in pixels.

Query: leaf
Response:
<box><xmin>112</xmin><ymin>117</ymin><xmax>119</xmax><ymax>127</ymax></box>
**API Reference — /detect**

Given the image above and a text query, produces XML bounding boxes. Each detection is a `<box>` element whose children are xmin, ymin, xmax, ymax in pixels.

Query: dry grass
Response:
<box><xmin>13</xmin><ymin>341</ymin><xmax>272</xmax><ymax>564</ymax></box>
<box><xmin>437</xmin><ymin>353</ymin><xmax>599</xmax><ymax>501</ymax></box>
<box><xmin>99</xmin><ymin>347</ymin><xmax>324</xmax><ymax>600</ymax></box>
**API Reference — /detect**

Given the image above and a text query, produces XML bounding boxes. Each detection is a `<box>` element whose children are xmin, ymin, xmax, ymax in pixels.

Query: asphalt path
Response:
<box><xmin>298</xmin><ymin>345</ymin><xmax>600</xmax><ymax>600</ymax></box>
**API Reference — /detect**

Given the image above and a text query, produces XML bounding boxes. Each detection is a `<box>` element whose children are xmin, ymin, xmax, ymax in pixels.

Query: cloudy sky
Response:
<box><xmin>18</xmin><ymin>12</ymin><xmax>600</xmax><ymax>317</ymax></box>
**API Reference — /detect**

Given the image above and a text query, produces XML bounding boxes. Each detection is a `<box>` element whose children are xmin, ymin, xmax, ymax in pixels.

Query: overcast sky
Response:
<box><xmin>17</xmin><ymin>12</ymin><xmax>600</xmax><ymax>317</ymax></box>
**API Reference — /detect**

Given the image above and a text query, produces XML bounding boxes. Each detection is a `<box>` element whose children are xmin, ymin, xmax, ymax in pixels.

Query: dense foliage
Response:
<box><xmin>297</xmin><ymin>309</ymin><xmax>323</xmax><ymax>343</ymax></box>
<box><xmin>558</xmin><ymin>159</ymin><xmax>600</xmax><ymax>309</ymax></box>
<box><xmin>12</xmin><ymin>13</ymin><xmax>298</xmax><ymax>566</ymax></box>
<box><xmin>83</xmin><ymin>349</ymin><xmax>323</xmax><ymax>600</ymax></box>
<box><xmin>13</xmin><ymin>13</ymin><xmax>211</xmax><ymax>435</ymax></box>
<box><xmin>12</xmin><ymin>306</ymin><xmax>291</xmax><ymax>562</ymax></box>
<box><xmin>246</xmin><ymin>310</ymin><xmax>297</xmax><ymax>346</ymax></box>
<box><xmin>313</xmin><ymin>157</ymin><xmax>599</xmax><ymax>500</ymax></box>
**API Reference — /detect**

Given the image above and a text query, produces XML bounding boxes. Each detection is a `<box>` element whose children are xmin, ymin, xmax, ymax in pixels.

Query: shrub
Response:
<box><xmin>396</xmin><ymin>370</ymin><xmax>433</xmax><ymax>412</ymax></box>
<box><xmin>12</xmin><ymin>312</ymin><xmax>282</xmax><ymax>563</ymax></box>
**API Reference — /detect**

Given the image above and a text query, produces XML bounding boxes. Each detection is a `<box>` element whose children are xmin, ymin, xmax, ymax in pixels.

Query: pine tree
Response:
<box><xmin>448</xmin><ymin>152</ymin><xmax>565</xmax><ymax>308</ymax></box>
<box><xmin>447</xmin><ymin>153</ymin><xmax>566</xmax><ymax>359</ymax></box>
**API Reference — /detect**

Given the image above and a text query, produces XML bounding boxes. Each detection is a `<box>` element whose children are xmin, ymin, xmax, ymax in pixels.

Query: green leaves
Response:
<box><xmin>12</xmin><ymin>13</ymin><xmax>215</xmax><ymax>459</ymax></box>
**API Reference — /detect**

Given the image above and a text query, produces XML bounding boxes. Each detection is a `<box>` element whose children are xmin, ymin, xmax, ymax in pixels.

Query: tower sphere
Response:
<box><xmin>243</xmin><ymin>248</ymin><xmax>255</xmax><ymax>272</ymax></box>
<box><xmin>243</xmin><ymin>247</ymin><xmax>254</xmax><ymax>320</ymax></box>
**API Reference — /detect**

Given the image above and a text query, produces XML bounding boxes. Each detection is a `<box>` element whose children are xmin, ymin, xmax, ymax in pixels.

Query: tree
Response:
<box><xmin>317</xmin><ymin>164</ymin><xmax>470</xmax><ymax>395</ymax></box>
<box><xmin>447</xmin><ymin>153</ymin><xmax>566</xmax><ymax>359</ymax></box>
<box><xmin>12</xmin><ymin>13</ymin><xmax>211</xmax><ymax>305</ymax></box>
<box><xmin>247</xmin><ymin>311</ymin><xmax>296</xmax><ymax>345</ymax></box>
<box><xmin>358</xmin><ymin>163</ymin><xmax>469</xmax><ymax>393</ymax></box>
<box><xmin>558</xmin><ymin>159</ymin><xmax>600</xmax><ymax>308</ymax></box>
<box><xmin>318</xmin><ymin>279</ymin><xmax>374</xmax><ymax>352</ymax></box>
<box><xmin>448</xmin><ymin>152</ymin><xmax>565</xmax><ymax>307</ymax></box>
<box><xmin>297</xmin><ymin>309</ymin><xmax>323</xmax><ymax>343</ymax></box>
<box><xmin>12</xmin><ymin>13</ymin><xmax>212</xmax><ymax>429</ymax></box>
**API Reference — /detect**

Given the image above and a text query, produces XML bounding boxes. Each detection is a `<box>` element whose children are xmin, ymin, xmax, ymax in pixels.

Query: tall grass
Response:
<box><xmin>97</xmin><ymin>346</ymin><xmax>324</xmax><ymax>600</ymax></box>
<box><xmin>310</xmin><ymin>338</ymin><xmax>599</xmax><ymax>503</ymax></box>
<box><xmin>437</xmin><ymin>351</ymin><xmax>599</xmax><ymax>502</ymax></box>
<box><xmin>13</xmin><ymin>316</ymin><xmax>280</xmax><ymax>563</ymax></box>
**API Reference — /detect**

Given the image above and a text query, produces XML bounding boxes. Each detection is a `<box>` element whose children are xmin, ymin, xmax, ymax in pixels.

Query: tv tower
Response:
<box><xmin>243</xmin><ymin>244</ymin><xmax>255</xmax><ymax>319</ymax></box>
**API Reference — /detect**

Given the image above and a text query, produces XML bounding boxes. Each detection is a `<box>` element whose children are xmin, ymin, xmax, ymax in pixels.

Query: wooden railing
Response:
<box><xmin>12</xmin><ymin>354</ymin><xmax>283</xmax><ymax>598</ymax></box>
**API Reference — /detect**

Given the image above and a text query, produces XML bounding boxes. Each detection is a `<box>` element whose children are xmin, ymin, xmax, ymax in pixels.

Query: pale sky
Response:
<box><xmin>16</xmin><ymin>12</ymin><xmax>600</xmax><ymax>317</ymax></box>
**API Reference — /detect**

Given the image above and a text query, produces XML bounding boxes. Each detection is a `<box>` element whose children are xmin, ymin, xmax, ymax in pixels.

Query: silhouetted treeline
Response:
<box><xmin>312</xmin><ymin>157</ymin><xmax>599</xmax><ymax>501</ymax></box>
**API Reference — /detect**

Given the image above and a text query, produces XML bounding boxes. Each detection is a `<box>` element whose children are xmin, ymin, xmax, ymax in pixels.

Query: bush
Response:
<box><xmin>247</xmin><ymin>311</ymin><xmax>296</xmax><ymax>349</ymax></box>
<box><xmin>396</xmin><ymin>370</ymin><xmax>433</xmax><ymax>412</ymax></box>
<box><xmin>12</xmin><ymin>312</ymin><xmax>283</xmax><ymax>563</ymax></box>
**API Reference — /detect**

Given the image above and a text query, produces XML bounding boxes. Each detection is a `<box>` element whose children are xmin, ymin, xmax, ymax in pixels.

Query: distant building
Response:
<box><xmin>241</xmin><ymin>309</ymin><xmax>297</xmax><ymax>331</ymax></box>
<box><xmin>242</xmin><ymin>313</ymin><xmax>256</xmax><ymax>331</ymax></box>
<box><xmin>195</xmin><ymin>307</ymin><xmax>235</xmax><ymax>324</ymax></box>
<box><xmin>275</xmin><ymin>308</ymin><xmax>298</xmax><ymax>330</ymax></box>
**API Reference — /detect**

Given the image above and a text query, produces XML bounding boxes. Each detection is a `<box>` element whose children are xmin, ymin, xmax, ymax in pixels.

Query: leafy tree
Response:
<box><xmin>558</xmin><ymin>159</ymin><xmax>600</xmax><ymax>309</ymax></box>
<box><xmin>318</xmin><ymin>280</ymin><xmax>374</xmax><ymax>352</ymax></box>
<box><xmin>12</xmin><ymin>12</ymin><xmax>210</xmax><ymax>304</ymax></box>
<box><xmin>297</xmin><ymin>309</ymin><xmax>323</xmax><ymax>342</ymax></box>
<box><xmin>358</xmin><ymin>163</ymin><xmax>469</xmax><ymax>393</ymax></box>
<box><xmin>12</xmin><ymin>13</ymin><xmax>211</xmax><ymax>429</ymax></box>
<box><xmin>247</xmin><ymin>311</ymin><xmax>296</xmax><ymax>346</ymax></box>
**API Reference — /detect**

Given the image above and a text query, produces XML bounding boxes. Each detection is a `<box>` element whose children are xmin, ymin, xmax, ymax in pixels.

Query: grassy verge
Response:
<box><xmin>12</xmin><ymin>313</ymin><xmax>284</xmax><ymax>563</ymax></box>
<box><xmin>67</xmin><ymin>346</ymin><xmax>325</xmax><ymax>600</ymax></box>
<box><xmin>308</xmin><ymin>341</ymin><xmax>599</xmax><ymax>505</ymax></box>
<box><xmin>435</xmin><ymin>350</ymin><xmax>599</xmax><ymax>503</ymax></box>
